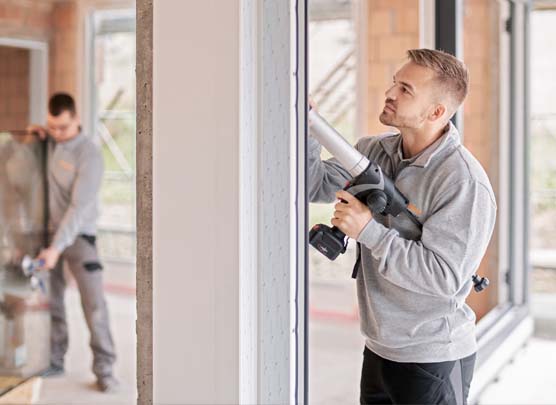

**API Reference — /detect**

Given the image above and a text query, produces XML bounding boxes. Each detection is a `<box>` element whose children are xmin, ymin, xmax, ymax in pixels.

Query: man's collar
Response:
<box><xmin>56</xmin><ymin>131</ymin><xmax>84</xmax><ymax>148</ymax></box>
<box><xmin>379</xmin><ymin>121</ymin><xmax>460</xmax><ymax>168</ymax></box>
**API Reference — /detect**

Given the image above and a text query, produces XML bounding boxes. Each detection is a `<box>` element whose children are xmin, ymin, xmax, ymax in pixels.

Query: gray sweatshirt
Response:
<box><xmin>48</xmin><ymin>133</ymin><xmax>104</xmax><ymax>252</ymax></box>
<box><xmin>308</xmin><ymin>122</ymin><xmax>497</xmax><ymax>363</ymax></box>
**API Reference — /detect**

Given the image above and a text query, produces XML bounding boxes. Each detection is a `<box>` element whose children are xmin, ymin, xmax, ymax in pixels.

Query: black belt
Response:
<box><xmin>79</xmin><ymin>234</ymin><xmax>96</xmax><ymax>246</ymax></box>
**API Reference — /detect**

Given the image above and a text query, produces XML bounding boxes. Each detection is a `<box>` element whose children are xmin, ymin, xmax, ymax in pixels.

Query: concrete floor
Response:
<box><xmin>309</xmin><ymin>274</ymin><xmax>556</xmax><ymax>405</ymax></box>
<box><xmin>32</xmin><ymin>277</ymin><xmax>556</xmax><ymax>405</ymax></box>
<box><xmin>477</xmin><ymin>337</ymin><xmax>556</xmax><ymax>405</ymax></box>
<box><xmin>310</xmin><ymin>317</ymin><xmax>556</xmax><ymax>405</ymax></box>
<box><xmin>37</xmin><ymin>288</ymin><xmax>136</xmax><ymax>405</ymax></box>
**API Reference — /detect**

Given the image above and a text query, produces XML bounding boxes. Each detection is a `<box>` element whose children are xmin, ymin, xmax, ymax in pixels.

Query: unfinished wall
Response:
<box><xmin>0</xmin><ymin>0</ymin><xmax>78</xmax><ymax>107</ymax></box>
<box><xmin>462</xmin><ymin>0</ymin><xmax>501</xmax><ymax>320</ymax></box>
<box><xmin>137</xmin><ymin>0</ymin><xmax>152</xmax><ymax>402</ymax></box>
<box><xmin>362</xmin><ymin>0</ymin><xmax>420</xmax><ymax>136</ymax></box>
<box><xmin>49</xmin><ymin>1</ymin><xmax>78</xmax><ymax>97</ymax></box>
<box><xmin>0</xmin><ymin>0</ymin><xmax>52</xmax><ymax>40</ymax></box>
<box><xmin>0</xmin><ymin>47</ymin><xmax>30</xmax><ymax>130</ymax></box>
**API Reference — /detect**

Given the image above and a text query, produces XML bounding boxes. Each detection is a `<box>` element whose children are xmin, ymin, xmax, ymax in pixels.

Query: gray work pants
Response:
<box><xmin>49</xmin><ymin>235</ymin><xmax>116</xmax><ymax>378</ymax></box>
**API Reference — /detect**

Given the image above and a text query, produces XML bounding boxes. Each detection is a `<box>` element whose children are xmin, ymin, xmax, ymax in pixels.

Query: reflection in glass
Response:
<box><xmin>0</xmin><ymin>132</ymin><xmax>49</xmax><ymax>382</ymax></box>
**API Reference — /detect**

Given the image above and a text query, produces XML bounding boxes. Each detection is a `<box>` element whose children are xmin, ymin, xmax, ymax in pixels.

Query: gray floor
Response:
<box><xmin>310</xmin><ymin>317</ymin><xmax>556</xmax><ymax>405</ymax></box>
<box><xmin>478</xmin><ymin>337</ymin><xmax>556</xmax><ymax>405</ymax></box>
<box><xmin>309</xmin><ymin>276</ymin><xmax>556</xmax><ymax>405</ymax></box>
<box><xmin>37</xmin><ymin>288</ymin><xmax>136</xmax><ymax>405</ymax></box>
<box><xmin>34</xmin><ymin>281</ymin><xmax>556</xmax><ymax>404</ymax></box>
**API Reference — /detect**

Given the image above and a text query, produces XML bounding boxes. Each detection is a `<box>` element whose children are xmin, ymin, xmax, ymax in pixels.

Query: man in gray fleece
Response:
<box><xmin>308</xmin><ymin>49</ymin><xmax>496</xmax><ymax>404</ymax></box>
<box><xmin>29</xmin><ymin>93</ymin><xmax>118</xmax><ymax>392</ymax></box>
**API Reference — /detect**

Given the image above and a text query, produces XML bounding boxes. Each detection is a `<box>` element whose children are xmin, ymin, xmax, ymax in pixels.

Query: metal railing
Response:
<box><xmin>311</xmin><ymin>47</ymin><xmax>356</xmax><ymax>127</ymax></box>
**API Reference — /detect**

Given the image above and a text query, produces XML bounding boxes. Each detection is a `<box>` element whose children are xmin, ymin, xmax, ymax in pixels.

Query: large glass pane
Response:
<box><xmin>308</xmin><ymin>1</ymin><xmax>515</xmax><ymax>402</ymax></box>
<box><xmin>92</xmin><ymin>11</ymin><xmax>136</xmax><ymax>290</ymax></box>
<box><xmin>308</xmin><ymin>1</ymin><xmax>360</xmax><ymax>402</ymax></box>
<box><xmin>530</xmin><ymin>9</ymin><xmax>556</xmax><ymax>261</ymax></box>
<box><xmin>530</xmin><ymin>7</ymin><xmax>556</xmax><ymax>336</ymax></box>
<box><xmin>0</xmin><ymin>45</ymin><xmax>50</xmax><ymax>388</ymax></box>
<box><xmin>462</xmin><ymin>0</ymin><xmax>510</xmax><ymax>320</ymax></box>
<box><xmin>0</xmin><ymin>130</ymin><xmax>50</xmax><ymax>386</ymax></box>
<box><xmin>0</xmin><ymin>7</ymin><xmax>137</xmax><ymax>401</ymax></box>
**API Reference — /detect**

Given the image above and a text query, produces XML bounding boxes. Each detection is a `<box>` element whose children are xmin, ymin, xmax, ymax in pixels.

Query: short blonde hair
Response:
<box><xmin>407</xmin><ymin>48</ymin><xmax>469</xmax><ymax>112</ymax></box>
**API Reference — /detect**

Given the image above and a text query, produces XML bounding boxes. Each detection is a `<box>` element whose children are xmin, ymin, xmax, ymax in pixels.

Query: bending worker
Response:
<box><xmin>308</xmin><ymin>49</ymin><xmax>496</xmax><ymax>404</ymax></box>
<box><xmin>28</xmin><ymin>93</ymin><xmax>118</xmax><ymax>393</ymax></box>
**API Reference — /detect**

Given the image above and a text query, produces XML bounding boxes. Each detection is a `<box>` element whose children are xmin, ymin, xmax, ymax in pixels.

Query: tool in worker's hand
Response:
<box><xmin>21</xmin><ymin>255</ymin><xmax>47</xmax><ymax>293</ymax></box>
<box><xmin>308</xmin><ymin>109</ymin><xmax>489</xmax><ymax>292</ymax></box>
<box><xmin>308</xmin><ymin>109</ymin><xmax>421</xmax><ymax>259</ymax></box>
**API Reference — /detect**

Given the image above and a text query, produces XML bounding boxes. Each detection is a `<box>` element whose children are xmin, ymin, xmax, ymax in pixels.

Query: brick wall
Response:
<box><xmin>0</xmin><ymin>0</ymin><xmax>79</xmax><ymax>109</ymax></box>
<box><xmin>0</xmin><ymin>0</ymin><xmax>53</xmax><ymax>40</ymax></box>
<box><xmin>49</xmin><ymin>1</ymin><xmax>78</xmax><ymax>96</ymax></box>
<box><xmin>462</xmin><ymin>0</ymin><xmax>501</xmax><ymax>320</ymax></box>
<box><xmin>363</xmin><ymin>0</ymin><xmax>420</xmax><ymax>135</ymax></box>
<box><xmin>0</xmin><ymin>47</ymin><xmax>30</xmax><ymax>130</ymax></box>
<box><xmin>0</xmin><ymin>0</ymin><xmax>51</xmax><ymax>129</ymax></box>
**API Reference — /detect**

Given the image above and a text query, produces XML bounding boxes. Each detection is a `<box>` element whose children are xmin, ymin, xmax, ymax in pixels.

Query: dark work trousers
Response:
<box><xmin>360</xmin><ymin>346</ymin><xmax>476</xmax><ymax>405</ymax></box>
<box><xmin>49</xmin><ymin>235</ymin><xmax>116</xmax><ymax>378</ymax></box>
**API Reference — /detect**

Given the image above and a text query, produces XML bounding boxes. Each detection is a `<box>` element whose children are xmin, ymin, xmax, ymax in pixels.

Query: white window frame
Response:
<box><xmin>240</xmin><ymin>1</ymin><xmax>308</xmax><ymax>403</ymax></box>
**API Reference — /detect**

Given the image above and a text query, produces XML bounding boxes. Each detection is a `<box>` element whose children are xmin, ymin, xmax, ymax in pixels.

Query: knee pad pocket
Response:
<box><xmin>84</xmin><ymin>261</ymin><xmax>103</xmax><ymax>272</ymax></box>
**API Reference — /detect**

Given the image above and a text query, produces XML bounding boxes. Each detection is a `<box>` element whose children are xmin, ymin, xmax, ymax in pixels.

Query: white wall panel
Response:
<box><xmin>152</xmin><ymin>0</ymin><xmax>303</xmax><ymax>403</ymax></box>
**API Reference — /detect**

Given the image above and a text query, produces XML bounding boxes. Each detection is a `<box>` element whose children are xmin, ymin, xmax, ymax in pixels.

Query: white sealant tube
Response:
<box><xmin>308</xmin><ymin>109</ymin><xmax>369</xmax><ymax>178</ymax></box>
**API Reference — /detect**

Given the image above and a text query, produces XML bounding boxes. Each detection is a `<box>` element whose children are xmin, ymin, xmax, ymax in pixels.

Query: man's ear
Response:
<box><xmin>428</xmin><ymin>103</ymin><xmax>447</xmax><ymax>122</ymax></box>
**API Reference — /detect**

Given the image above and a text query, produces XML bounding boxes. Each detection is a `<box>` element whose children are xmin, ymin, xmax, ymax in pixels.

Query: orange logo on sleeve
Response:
<box><xmin>407</xmin><ymin>203</ymin><xmax>422</xmax><ymax>216</ymax></box>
